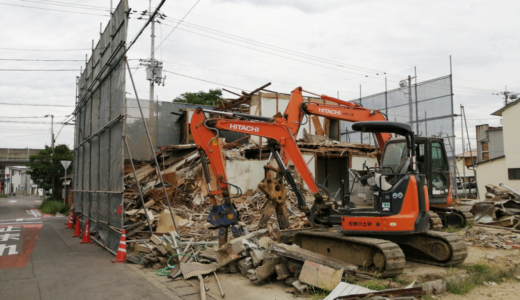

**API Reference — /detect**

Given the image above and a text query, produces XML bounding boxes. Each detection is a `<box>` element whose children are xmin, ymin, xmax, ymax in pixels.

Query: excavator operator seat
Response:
<box><xmin>374</xmin><ymin>173</ymin><xmax>393</xmax><ymax>191</ymax></box>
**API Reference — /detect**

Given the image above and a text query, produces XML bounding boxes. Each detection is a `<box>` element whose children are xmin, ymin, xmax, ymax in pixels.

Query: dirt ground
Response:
<box><xmin>437</xmin><ymin>280</ymin><xmax>520</xmax><ymax>300</ymax></box>
<box><xmin>131</xmin><ymin>227</ymin><xmax>520</xmax><ymax>300</ymax></box>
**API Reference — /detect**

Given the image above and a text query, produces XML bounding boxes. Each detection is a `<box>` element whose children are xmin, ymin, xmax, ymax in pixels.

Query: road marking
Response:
<box><xmin>25</xmin><ymin>209</ymin><xmax>42</xmax><ymax>218</ymax></box>
<box><xmin>0</xmin><ymin>233</ymin><xmax>20</xmax><ymax>242</ymax></box>
<box><xmin>0</xmin><ymin>224</ymin><xmax>42</xmax><ymax>267</ymax></box>
<box><xmin>0</xmin><ymin>244</ymin><xmax>18</xmax><ymax>256</ymax></box>
<box><xmin>9</xmin><ymin>200</ymin><xmax>16</xmax><ymax>203</ymax></box>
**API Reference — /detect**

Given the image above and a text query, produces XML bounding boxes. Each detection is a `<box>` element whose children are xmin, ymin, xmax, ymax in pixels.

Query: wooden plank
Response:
<box><xmin>324</xmin><ymin>118</ymin><xmax>331</xmax><ymax>138</ymax></box>
<box><xmin>144</xmin><ymin>199</ymin><xmax>155</xmax><ymax>209</ymax></box>
<box><xmin>137</xmin><ymin>244</ymin><xmax>153</xmax><ymax>253</ymax></box>
<box><xmin>268</xmin><ymin>243</ymin><xmax>357</xmax><ymax>275</ymax></box>
<box><xmin>150</xmin><ymin>235</ymin><xmax>163</xmax><ymax>245</ymax></box>
<box><xmin>311</xmin><ymin>116</ymin><xmax>324</xmax><ymax>136</ymax></box>
<box><xmin>163</xmin><ymin>171</ymin><xmax>178</xmax><ymax>187</ymax></box>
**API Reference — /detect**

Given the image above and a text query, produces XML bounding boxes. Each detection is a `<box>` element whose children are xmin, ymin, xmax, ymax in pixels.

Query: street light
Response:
<box><xmin>45</xmin><ymin>114</ymin><xmax>55</xmax><ymax>197</ymax></box>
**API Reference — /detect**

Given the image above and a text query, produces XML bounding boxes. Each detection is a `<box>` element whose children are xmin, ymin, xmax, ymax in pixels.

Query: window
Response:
<box><xmin>509</xmin><ymin>168</ymin><xmax>520</xmax><ymax>180</ymax></box>
<box><xmin>481</xmin><ymin>142</ymin><xmax>489</xmax><ymax>161</ymax></box>
<box><xmin>382</xmin><ymin>141</ymin><xmax>407</xmax><ymax>173</ymax></box>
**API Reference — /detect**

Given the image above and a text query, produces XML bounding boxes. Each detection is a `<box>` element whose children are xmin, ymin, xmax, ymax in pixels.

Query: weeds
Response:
<box><xmin>40</xmin><ymin>199</ymin><xmax>68</xmax><ymax>215</ymax></box>
<box><xmin>0</xmin><ymin>194</ymin><xmax>7</xmax><ymax>198</ymax></box>
<box><xmin>308</xmin><ymin>286</ymin><xmax>329</xmax><ymax>300</ymax></box>
<box><xmin>361</xmin><ymin>279</ymin><xmax>388</xmax><ymax>290</ymax></box>
<box><xmin>446</xmin><ymin>261</ymin><xmax>518</xmax><ymax>295</ymax></box>
<box><xmin>391</xmin><ymin>277</ymin><xmax>412</xmax><ymax>285</ymax></box>
<box><xmin>443</xmin><ymin>226</ymin><xmax>462</xmax><ymax>233</ymax></box>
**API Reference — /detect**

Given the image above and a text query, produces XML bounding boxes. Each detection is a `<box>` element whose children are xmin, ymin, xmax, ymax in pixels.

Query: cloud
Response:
<box><xmin>212</xmin><ymin>0</ymin><xmax>348</xmax><ymax>13</ymax></box>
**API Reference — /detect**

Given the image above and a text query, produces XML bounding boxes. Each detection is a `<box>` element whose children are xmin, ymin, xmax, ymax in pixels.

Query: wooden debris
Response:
<box><xmin>268</xmin><ymin>243</ymin><xmax>357</xmax><ymax>276</ymax></box>
<box><xmin>299</xmin><ymin>260</ymin><xmax>343</xmax><ymax>291</ymax></box>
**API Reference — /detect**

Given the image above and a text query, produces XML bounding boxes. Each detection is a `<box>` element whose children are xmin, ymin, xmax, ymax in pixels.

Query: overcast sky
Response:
<box><xmin>0</xmin><ymin>0</ymin><xmax>518</xmax><ymax>154</ymax></box>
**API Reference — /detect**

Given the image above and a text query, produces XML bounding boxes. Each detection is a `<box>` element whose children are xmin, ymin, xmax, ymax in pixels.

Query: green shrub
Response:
<box><xmin>0</xmin><ymin>194</ymin><xmax>8</xmax><ymax>198</ymax></box>
<box><xmin>40</xmin><ymin>200</ymin><xmax>68</xmax><ymax>215</ymax></box>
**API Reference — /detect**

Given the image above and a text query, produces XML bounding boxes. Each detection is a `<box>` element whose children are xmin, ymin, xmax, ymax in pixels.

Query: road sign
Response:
<box><xmin>60</xmin><ymin>161</ymin><xmax>71</xmax><ymax>170</ymax></box>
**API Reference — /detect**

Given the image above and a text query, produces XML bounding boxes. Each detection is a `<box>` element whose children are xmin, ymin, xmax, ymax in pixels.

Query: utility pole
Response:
<box><xmin>139</xmin><ymin>1</ymin><xmax>166</xmax><ymax>99</ymax></box>
<box><xmin>45</xmin><ymin>114</ymin><xmax>55</xmax><ymax>197</ymax></box>
<box><xmin>400</xmin><ymin>75</ymin><xmax>416</xmax><ymax>126</ymax></box>
<box><xmin>493</xmin><ymin>87</ymin><xmax>518</xmax><ymax>106</ymax></box>
<box><xmin>149</xmin><ymin>0</ymin><xmax>155</xmax><ymax>104</ymax></box>
<box><xmin>408</xmin><ymin>75</ymin><xmax>413</xmax><ymax>125</ymax></box>
<box><xmin>460</xmin><ymin>105</ymin><xmax>467</xmax><ymax>198</ymax></box>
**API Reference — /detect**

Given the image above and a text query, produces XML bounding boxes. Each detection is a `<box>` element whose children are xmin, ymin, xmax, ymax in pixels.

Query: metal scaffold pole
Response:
<box><xmin>125</xmin><ymin>58</ymin><xmax>179</xmax><ymax>236</ymax></box>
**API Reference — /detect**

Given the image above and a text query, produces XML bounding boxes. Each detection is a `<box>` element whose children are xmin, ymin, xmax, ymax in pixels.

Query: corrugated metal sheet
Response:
<box><xmin>323</xmin><ymin>282</ymin><xmax>374</xmax><ymax>300</ymax></box>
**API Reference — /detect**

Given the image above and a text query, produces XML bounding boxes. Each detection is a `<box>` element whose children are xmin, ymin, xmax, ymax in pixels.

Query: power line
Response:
<box><xmin>157</xmin><ymin>22</ymin><xmax>497</xmax><ymax>94</ymax></box>
<box><xmin>19</xmin><ymin>0</ymin><xmax>109</xmax><ymax>11</ymax></box>
<box><xmin>0</xmin><ymin>2</ymin><xmax>109</xmax><ymax>16</ymax></box>
<box><xmin>163</xmin><ymin>70</ymin><xmax>248</xmax><ymax>92</ymax></box>
<box><xmin>163</xmin><ymin>61</ymin><xmax>357</xmax><ymax>94</ymax></box>
<box><xmin>162</xmin><ymin>3</ymin><xmax>510</xmax><ymax>89</ymax></box>
<box><xmin>0</xmin><ymin>102</ymin><xmax>74</xmax><ymax>107</ymax></box>
<box><xmin>0</xmin><ymin>47</ymin><xmax>90</xmax><ymax>51</ymax></box>
<box><xmin>0</xmin><ymin>69</ymin><xmax>80</xmax><ymax>71</ymax></box>
<box><xmin>163</xmin><ymin>17</ymin><xmax>398</xmax><ymax>78</ymax></box>
<box><xmin>0</xmin><ymin>120</ymin><xmax>69</xmax><ymax>124</ymax></box>
<box><xmin>163</xmin><ymin>23</ymin><xmax>380</xmax><ymax>79</ymax></box>
<box><xmin>0</xmin><ymin>58</ymin><xmax>83</xmax><ymax>61</ymax></box>
<box><xmin>149</xmin><ymin>0</ymin><xmax>201</xmax><ymax>59</ymax></box>
<box><xmin>0</xmin><ymin>115</ymin><xmax>69</xmax><ymax>118</ymax></box>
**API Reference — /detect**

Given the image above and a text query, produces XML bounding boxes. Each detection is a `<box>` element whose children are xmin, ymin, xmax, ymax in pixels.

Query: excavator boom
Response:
<box><xmin>283</xmin><ymin>87</ymin><xmax>392</xmax><ymax>153</ymax></box>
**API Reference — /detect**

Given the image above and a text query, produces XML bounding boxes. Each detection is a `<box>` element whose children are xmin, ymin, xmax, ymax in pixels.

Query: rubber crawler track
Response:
<box><xmin>395</xmin><ymin>230</ymin><xmax>468</xmax><ymax>267</ymax></box>
<box><xmin>429</xmin><ymin>211</ymin><xmax>444</xmax><ymax>231</ymax></box>
<box><xmin>430</xmin><ymin>206</ymin><xmax>474</xmax><ymax>228</ymax></box>
<box><xmin>293</xmin><ymin>231</ymin><xmax>406</xmax><ymax>277</ymax></box>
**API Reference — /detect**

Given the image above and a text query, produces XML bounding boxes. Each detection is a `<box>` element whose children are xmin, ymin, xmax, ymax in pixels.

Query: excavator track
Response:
<box><xmin>429</xmin><ymin>211</ymin><xmax>444</xmax><ymax>231</ymax></box>
<box><xmin>383</xmin><ymin>230</ymin><xmax>468</xmax><ymax>267</ymax></box>
<box><xmin>293</xmin><ymin>231</ymin><xmax>406</xmax><ymax>278</ymax></box>
<box><xmin>430</xmin><ymin>206</ymin><xmax>474</xmax><ymax>228</ymax></box>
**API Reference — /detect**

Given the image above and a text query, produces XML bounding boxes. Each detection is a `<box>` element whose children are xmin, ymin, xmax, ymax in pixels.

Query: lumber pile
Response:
<box><xmin>122</xmin><ymin>144</ymin><xmax>315</xmax><ymax>268</ymax></box>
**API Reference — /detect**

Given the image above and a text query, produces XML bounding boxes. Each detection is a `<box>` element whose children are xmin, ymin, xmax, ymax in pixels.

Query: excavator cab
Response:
<box><xmin>325</xmin><ymin>121</ymin><xmax>430</xmax><ymax>234</ymax></box>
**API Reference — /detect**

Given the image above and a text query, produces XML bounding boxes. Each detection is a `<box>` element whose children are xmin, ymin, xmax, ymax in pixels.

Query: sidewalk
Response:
<box><xmin>0</xmin><ymin>213</ymin><xmax>172</xmax><ymax>300</ymax></box>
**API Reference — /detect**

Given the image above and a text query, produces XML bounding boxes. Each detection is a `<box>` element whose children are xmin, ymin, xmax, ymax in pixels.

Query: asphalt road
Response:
<box><xmin>0</xmin><ymin>195</ymin><xmax>172</xmax><ymax>300</ymax></box>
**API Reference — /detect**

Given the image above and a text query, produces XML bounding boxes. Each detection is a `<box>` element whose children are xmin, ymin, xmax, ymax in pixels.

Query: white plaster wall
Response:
<box><xmin>502</xmin><ymin>103</ymin><xmax>520</xmax><ymax>168</ymax></box>
<box><xmin>475</xmin><ymin>157</ymin><xmax>520</xmax><ymax>200</ymax></box>
<box><xmin>225</xmin><ymin>159</ymin><xmax>267</xmax><ymax>195</ymax></box>
<box><xmin>250</xmin><ymin>97</ymin><xmax>325</xmax><ymax>144</ymax></box>
<box><xmin>224</xmin><ymin>154</ymin><xmax>317</xmax><ymax>194</ymax></box>
<box><xmin>352</xmin><ymin>156</ymin><xmax>378</xmax><ymax>170</ymax></box>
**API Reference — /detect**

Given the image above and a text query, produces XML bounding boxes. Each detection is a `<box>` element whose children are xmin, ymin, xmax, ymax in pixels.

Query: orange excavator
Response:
<box><xmin>282</xmin><ymin>87</ymin><xmax>473</xmax><ymax>229</ymax></box>
<box><xmin>190</xmin><ymin>106</ymin><xmax>467</xmax><ymax>277</ymax></box>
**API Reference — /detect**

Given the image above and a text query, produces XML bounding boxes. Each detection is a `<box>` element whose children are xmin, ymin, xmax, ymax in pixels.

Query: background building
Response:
<box><xmin>475</xmin><ymin>98</ymin><xmax>520</xmax><ymax>197</ymax></box>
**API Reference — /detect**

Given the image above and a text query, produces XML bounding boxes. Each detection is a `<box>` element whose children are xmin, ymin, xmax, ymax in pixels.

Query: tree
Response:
<box><xmin>173</xmin><ymin>89</ymin><xmax>223</xmax><ymax>106</ymax></box>
<box><xmin>27</xmin><ymin>144</ymin><xmax>73</xmax><ymax>197</ymax></box>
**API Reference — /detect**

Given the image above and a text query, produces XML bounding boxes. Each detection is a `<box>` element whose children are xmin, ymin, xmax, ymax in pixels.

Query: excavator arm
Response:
<box><xmin>283</xmin><ymin>87</ymin><xmax>392</xmax><ymax>153</ymax></box>
<box><xmin>190</xmin><ymin>108</ymin><xmax>327</xmax><ymax>239</ymax></box>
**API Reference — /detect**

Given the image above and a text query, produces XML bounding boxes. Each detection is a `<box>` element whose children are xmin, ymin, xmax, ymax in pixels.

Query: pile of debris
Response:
<box><xmin>122</xmin><ymin>143</ymin><xmax>318</xmax><ymax>249</ymax></box>
<box><xmin>126</xmin><ymin>228</ymin><xmax>357</xmax><ymax>297</ymax></box>
<box><xmin>213</xmin><ymin>229</ymin><xmax>357</xmax><ymax>295</ymax></box>
<box><xmin>458</xmin><ymin>227</ymin><xmax>520</xmax><ymax>249</ymax></box>
<box><xmin>469</xmin><ymin>184</ymin><xmax>520</xmax><ymax>230</ymax></box>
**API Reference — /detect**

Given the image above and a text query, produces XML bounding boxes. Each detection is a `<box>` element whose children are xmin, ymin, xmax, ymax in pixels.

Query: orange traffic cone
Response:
<box><xmin>72</xmin><ymin>216</ymin><xmax>81</xmax><ymax>237</ymax></box>
<box><xmin>80</xmin><ymin>219</ymin><xmax>93</xmax><ymax>244</ymax></box>
<box><xmin>112</xmin><ymin>230</ymin><xmax>126</xmax><ymax>263</ymax></box>
<box><xmin>66</xmin><ymin>211</ymin><xmax>74</xmax><ymax>228</ymax></box>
